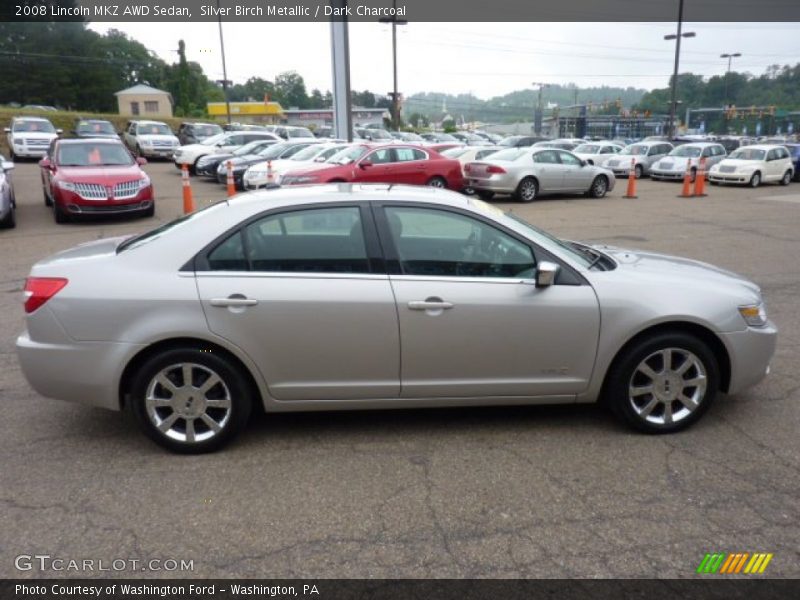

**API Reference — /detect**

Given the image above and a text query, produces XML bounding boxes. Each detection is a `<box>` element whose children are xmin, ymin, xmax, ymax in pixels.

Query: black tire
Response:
<box><xmin>749</xmin><ymin>171</ymin><xmax>761</xmax><ymax>188</ymax></box>
<box><xmin>709</xmin><ymin>180</ymin><xmax>719</xmax><ymax>186</ymax></box>
<box><xmin>426</xmin><ymin>176</ymin><xmax>447</xmax><ymax>189</ymax></box>
<box><xmin>130</xmin><ymin>348</ymin><xmax>253</xmax><ymax>453</ymax></box>
<box><xmin>634</xmin><ymin>164</ymin><xmax>643</xmax><ymax>179</ymax></box>
<box><xmin>43</xmin><ymin>187</ymin><xmax>53</xmax><ymax>207</ymax></box>
<box><xmin>477</xmin><ymin>190</ymin><xmax>494</xmax><ymax>201</ymax></box>
<box><xmin>0</xmin><ymin>204</ymin><xmax>14</xmax><ymax>229</ymax></box>
<box><xmin>589</xmin><ymin>175</ymin><xmax>609</xmax><ymax>198</ymax></box>
<box><xmin>690</xmin><ymin>167</ymin><xmax>697</xmax><ymax>183</ymax></box>
<box><xmin>9</xmin><ymin>148</ymin><xmax>15</xmax><ymax>161</ymax></box>
<box><xmin>515</xmin><ymin>177</ymin><xmax>538</xmax><ymax>203</ymax></box>
<box><xmin>53</xmin><ymin>201</ymin><xmax>69</xmax><ymax>224</ymax></box>
<box><xmin>780</xmin><ymin>170</ymin><xmax>792</xmax><ymax>186</ymax></box>
<box><xmin>605</xmin><ymin>332</ymin><xmax>719</xmax><ymax>434</ymax></box>
<box><xmin>142</xmin><ymin>203</ymin><xmax>155</xmax><ymax>218</ymax></box>
<box><xmin>135</xmin><ymin>145</ymin><xmax>144</xmax><ymax>159</ymax></box>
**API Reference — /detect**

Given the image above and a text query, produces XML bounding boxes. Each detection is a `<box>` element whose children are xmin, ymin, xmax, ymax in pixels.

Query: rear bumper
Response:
<box><xmin>720</xmin><ymin>322</ymin><xmax>777</xmax><ymax>395</ymax></box>
<box><xmin>16</xmin><ymin>331</ymin><xmax>145</xmax><ymax>411</ymax></box>
<box><xmin>467</xmin><ymin>177</ymin><xmax>516</xmax><ymax>194</ymax></box>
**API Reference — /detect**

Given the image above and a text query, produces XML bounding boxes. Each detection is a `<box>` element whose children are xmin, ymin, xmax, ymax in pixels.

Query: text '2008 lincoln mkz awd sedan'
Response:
<box><xmin>17</xmin><ymin>184</ymin><xmax>776</xmax><ymax>452</ymax></box>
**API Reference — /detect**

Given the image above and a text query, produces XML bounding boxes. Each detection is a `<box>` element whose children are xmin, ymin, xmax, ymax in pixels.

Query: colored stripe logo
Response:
<box><xmin>697</xmin><ymin>552</ymin><xmax>773</xmax><ymax>574</ymax></box>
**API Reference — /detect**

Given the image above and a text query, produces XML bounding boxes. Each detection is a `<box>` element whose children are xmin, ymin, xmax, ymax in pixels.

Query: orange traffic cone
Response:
<box><xmin>623</xmin><ymin>158</ymin><xmax>638</xmax><ymax>198</ymax></box>
<box><xmin>693</xmin><ymin>157</ymin><xmax>707</xmax><ymax>197</ymax></box>
<box><xmin>226</xmin><ymin>160</ymin><xmax>236</xmax><ymax>197</ymax></box>
<box><xmin>181</xmin><ymin>163</ymin><xmax>195</xmax><ymax>214</ymax></box>
<box><xmin>679</xmin><ymin>158</ymin><xmax>693</xmax><ymax>198</ymax></box>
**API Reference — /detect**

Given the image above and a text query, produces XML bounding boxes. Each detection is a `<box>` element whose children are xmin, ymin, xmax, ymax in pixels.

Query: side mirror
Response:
<box><xmin>39</xmin><ymin>157</ymin><xmax>52</xmax><ymax>169</ymax></box>
<box><xmin>4</xmin><ymin>128</ymin><xmax>11</xmax><ymax>133</ymax></box>
<box><xmin>56</xmin><ymin>129</ymin><xmax>63</xmax><ymax>135</ymax></box>
<box><xmin>1</xmin><ymin>160</ymin><xmax>14</xmax><ymax>171</ymax></box>
<box><xmin>536</xmin><ymin>261</ymin><xmax>559</xmax><ymax>288</ymax></box>
<box><xmin>136</xmin><ymin>156</ymin><xmax>147</xmax><ymax>166</ymax></box>
<box><xmin>359</xmin><ymin>160</ymin><xmax>373</xmax><ymax>169</ymax></box>
<box><xmin>580</xmin><ymin>159</ymin><xmax>587</xmax><ymax>167</ymax></box>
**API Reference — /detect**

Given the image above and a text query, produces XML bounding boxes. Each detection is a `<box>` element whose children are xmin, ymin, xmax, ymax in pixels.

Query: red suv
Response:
<box><xmin>40</xmin><ymin>139</ymin><xmax>154</xmax><ymax>223</ymax></box>
<box><xmin>280</xmin><ymin>144</ymin><xmax>464</xmax><ymax>190</ymax></box>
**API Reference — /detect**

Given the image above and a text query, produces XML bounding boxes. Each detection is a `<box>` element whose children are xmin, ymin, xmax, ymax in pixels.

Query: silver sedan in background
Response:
<box><xmin>650</xmin><ymin>142</ymin><xmax>728</xmax><ymax>182</ymax></box>
<box><xmin>0</xmin><ymin>154</ymin><xmax>16</xmax><ymax>229</ymax></box>
<box><xmin>465</xmin><ymin>147</ymin><xmax>616</xmax><ymax>202</ymax></box>
<box><xmin>17</xmin><ymin>185</ymin><xmax>776</xmax><ymax>452</ymax></box>
<box><xmin>605</xmin><ymin>141</ymin><xmax>674</xmax><ymax>178</ymax></box>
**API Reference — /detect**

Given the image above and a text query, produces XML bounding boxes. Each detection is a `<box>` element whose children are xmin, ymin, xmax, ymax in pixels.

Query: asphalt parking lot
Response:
<box><xmin>1</xmin><ymin>160</ymin><xmax>799</xmax><ymax>578</ymax></box>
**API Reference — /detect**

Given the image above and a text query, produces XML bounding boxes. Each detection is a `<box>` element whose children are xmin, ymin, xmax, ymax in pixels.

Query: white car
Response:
<box><xmin>174</xmin><ymin>131</ymin><xmax>280</xmax><ymax>172</ymax></box>
<box><xmin>650</xmin><ymin>143</ymin><xmax>728</xmax><ymax>181</ymax></box>
<box><xmin>708</xmin><ymin>145</ymin><xmax>794</xmax><ymax>187</ymax></box>
<box><xmin>572</xmin><ymin>142</ymin><xmax>624</xmax><ymax>166</ymax></box>
<box><xmin>604</xmin><ymin>141</ymin><xmax>674</xmax><ymax>178</ymax></box>
<box><xmin>243</xmin><ymin>142</ymin><xmax>351</xmax><ymax>189</ymax></box>
<box><xmin>5</xmin><ymin>117</ymin><xmax>62</xmax><ymax>159</ymax></box>
<box><xmin>122</xmin><ymin>120</ymin><xmax>179</xmax><ymax>159</ymax></box>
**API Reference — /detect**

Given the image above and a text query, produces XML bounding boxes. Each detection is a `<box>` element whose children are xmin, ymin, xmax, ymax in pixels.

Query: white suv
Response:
<box><xmin>5</xmin><ymin>117</ymin><xmax>61</xmax><ymax>159</ymax></box>
<box><xmin>123</xmin><ymin>120</ymin><xmax>179</xmax><ymax>159</ymax></box>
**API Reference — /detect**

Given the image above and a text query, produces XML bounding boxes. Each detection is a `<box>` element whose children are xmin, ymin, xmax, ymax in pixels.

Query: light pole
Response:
<box><xmin>720</xmin><ymin>52</ymin><xmax>741</xmax><ymax>106</ymax></box>
<box><xmin>379</xmin><ymin>0</ymin><xmax>407</xmax><ymax>131</ymax></box>
<box><xmin>664</xmin><ymin>0</ymin><xmax>695</xmax><ymax>138</ymax></box>
<box><xmin>532</xmin><ymin>82</ymin><xmax>549</xmax><ymax>136</ymax></box>
<box><xmin>216</xmin><ymin>0</ymin><xmax>231</xmax><ymax>125</ymax></box>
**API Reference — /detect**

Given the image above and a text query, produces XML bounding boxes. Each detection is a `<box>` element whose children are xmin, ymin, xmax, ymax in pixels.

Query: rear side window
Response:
<box><xmin>208</xmin><ymin>231</ymin><xmax>247</xmax><ymax>271</ymax></box>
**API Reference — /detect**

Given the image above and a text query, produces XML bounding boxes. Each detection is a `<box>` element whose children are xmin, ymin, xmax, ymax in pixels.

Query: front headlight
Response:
<box><xmin>738</xmin><ymin>303</ymin><xmax>768</xmax><ymax>327</ymax></box>
<box><xmin>56</xmin><ymin>180</ymin><xmax>75</xmax><ymax>191</ymax></box>
<box><xmin>138</xmin><ymin>175</ymin><xmax>151</xmax><ymax>189</ymax></box>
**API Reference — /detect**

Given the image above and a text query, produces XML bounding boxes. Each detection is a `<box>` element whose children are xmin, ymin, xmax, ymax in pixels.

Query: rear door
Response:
<box><xmin>532</xmin><ymin>150</ymin><xmax>567</xmax><ymax>192</ymax></box>
<box><xmin>195</xmin><ymin>203</ymin><xmax>400</xmax><ymax>401</ymax></box>
<box><xmin>391</xmin><ymin>147</ymin><xmax>429</xmax><ymax>185</ymax></box>
<box><xmin>354</xmin><ymin>147</ymin><xmax>396</xmax><ymax>183</ymax></box>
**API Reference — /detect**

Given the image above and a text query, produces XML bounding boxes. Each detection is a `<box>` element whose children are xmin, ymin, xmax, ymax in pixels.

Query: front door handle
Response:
<box><xmin>210</xmin><ymin>295</ymin><xmax>258</xmax><ymax>307</ymax></box>
<box><xmin>408</xmin><ymin>299</ymin><xmax>454</xmax><ymax>311</ymax></box>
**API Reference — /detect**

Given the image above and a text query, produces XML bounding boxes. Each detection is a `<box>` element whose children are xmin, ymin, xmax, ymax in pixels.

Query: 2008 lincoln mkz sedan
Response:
<box><xmin>17</xmin><ymin>184</ymin><xmax>776</xmax><ymax>453</ymax></box>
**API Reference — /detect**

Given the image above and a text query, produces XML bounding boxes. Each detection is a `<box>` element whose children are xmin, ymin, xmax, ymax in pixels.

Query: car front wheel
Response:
<box><xmin>780</xmin><ymin>170</ymin><xmax>792</xmax><ymax>186</ymax></box>
<box><xmin>605</xmin><ymin>332</ymin><xmax>718</xmax><ymax>433</ymax></box>
<box><xmin>749</xmin><ymin>172</ymin><xmax>761</xmax><ymax>188</ymax></box>
<box><xmin>130</xmin><ymin>348</ymin><xmax>253</xmax><ymax>453</ymax></box>
<box><xmin>589</xmin><ymin>175</ymin><xmax>608</xmax><ymax>198</ymax></box>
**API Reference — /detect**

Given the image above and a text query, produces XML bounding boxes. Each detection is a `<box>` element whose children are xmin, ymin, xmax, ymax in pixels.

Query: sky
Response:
<box><xmin>87</xmin><ymin>22</ymin><xmax>800</xmax><ymax>100</ymax></box>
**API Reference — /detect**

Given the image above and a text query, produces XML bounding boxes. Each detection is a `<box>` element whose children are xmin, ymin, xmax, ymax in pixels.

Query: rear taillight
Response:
<box><xmin>486</xmin><ymin>165</ymin><xmax>506</xmax><ymax>174</ymax></box>
<box><xmin>24</xmin><ymin>277</ymin><xmax>68</xmax><ymax>314</ymax></box>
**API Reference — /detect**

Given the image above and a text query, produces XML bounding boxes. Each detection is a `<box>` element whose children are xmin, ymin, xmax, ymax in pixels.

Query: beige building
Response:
<box><xmin>115</xmin><ymin>84</ymin><xmax>173</xmax><ymax>118</ymax></box>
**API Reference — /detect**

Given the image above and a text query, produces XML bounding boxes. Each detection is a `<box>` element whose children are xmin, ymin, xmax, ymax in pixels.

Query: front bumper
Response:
<box><xmin>719</xmin><ymin>321</ymin><xmax>777</xmax><ymax>395</ymax></box>
<box><xmin>56</xmin><ymin>186</ymin><xmax>154</xmax><ymax>215</ymax></box>
<box><xmin>217</xmin><ymin>170</ymin><xmax>246</xmax><ymax>187</ymax></box>
<box><xmin>708</xmin><ymin>171</ymin><xmax>752</xmax><ymax>184</ymax></box>
<box><xmin>17</xmin><ymin>330</ymin><xmax>144</xmax><ymax>411</ymax></box>
<box><xmin>11</xmin><ymin>147</ymin><xmax>48</xmax><ymax>158</ymax></box>
<box><xmin>139</xmin><ymin>146</ymin><xmax>177</xmax><ymax>158</ymax></box>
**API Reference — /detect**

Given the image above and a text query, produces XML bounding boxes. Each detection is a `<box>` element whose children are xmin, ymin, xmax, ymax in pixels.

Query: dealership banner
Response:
<box><xmin>3</xmin><ymin>0</ymin><xmax>800</xmax><ymax>22</ymax></box>
<box><xmin>3</xmin><ymin>579</ymin><xmax>800</xmax><ymax>599</ymax></box>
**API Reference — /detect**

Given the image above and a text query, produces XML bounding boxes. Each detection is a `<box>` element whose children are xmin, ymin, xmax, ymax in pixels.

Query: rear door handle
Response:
<box><xmin>210</xmin><ymin>295</ymin><xmax>258</xmax><ymax>307</ymax></box>
<box><xmin>408</xmin><ymin>300</ymin><xmax>454</xmax><ymax>310</ymax></box>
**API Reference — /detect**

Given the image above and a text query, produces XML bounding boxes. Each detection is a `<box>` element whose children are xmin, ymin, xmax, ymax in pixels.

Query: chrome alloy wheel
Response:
<box><xmin>628</xmin><ymin>348</ymin><xmax>707</xmax><ymax>426</ymax></box>
<box><xmin>145</xmin><ymin>363</ymin><xmax>232</xmax><ymax>444</ymax></box>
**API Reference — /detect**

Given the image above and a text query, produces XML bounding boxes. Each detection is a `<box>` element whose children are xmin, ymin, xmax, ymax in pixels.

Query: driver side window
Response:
<box><xmin>384</xmin><ymin>207</ymin><xmax>535</xmax><ymax>279</ymax></box>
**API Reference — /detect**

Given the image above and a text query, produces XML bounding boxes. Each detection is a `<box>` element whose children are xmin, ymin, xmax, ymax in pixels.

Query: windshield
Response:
<box><xmin>328</xmin><ymin>145</ymin><xmax>368</xmax><ymax>164</ymax></box>
<box><xmin>57</xmin><ymin>143</ymin><xmax>134</xmax><ymax>167</ymax></box>
<box><xmin>729</xmin><ymin>148</ymin><xmax>766</xmax><ymax>161</ymax></box>
<box><xmin>402</xmin><ymin>133</ymin><xmax>424</xmax><ymax>141</ymax></box>
<box><xmin>620</xmin><ymin>145</ymin><xmax>648</xmax><ymax>156</ymax></box>
<box><xmin>669</xmin><ymin>146</ymin><xmax>702</xmax><ymax>158</ymax></box>
<box><xmin>233</xmin><ymin>140</ymin><xmax>269</xmax><ymax>156</ymax></box>
<box><xmin>137</xmin><ymin>123</ymin><xmax>172</xmax><ymax>136</ymax></box>
<box><xmin>287</xmin><ymin>127</ymin><xmax>314</xmax><ymax>138</ymax></box>
<box><xmin>574</xmin><ymin>144</ymin><xmax>600</xmax><ymax>154</ymax></box>
<box><xmin>256</xmin><ymin>144</ymin><xmax>292</xmax><ymax>159</ymax></box>
<box><xmin>442</xmin><ymin>147</ymin><xmax>470</xmax><ymax>159</ymax></box>
<box><xmin>291</xmin><ymin>145</ymin><xmax>327</xmax><ymax>161</ymax></box>
<box><xmin>489</xmin><ymin>148</ymin><xmax>526</xmax><ymax>161</ymax></box>
<box><xmin>201</xmin><ymin>133</ymin><xmax>228</xmax><ymax>146</ymax></box>
<box><xmin>76</xmin><ymin>121</ymin><xmax>116</xmax><ymax>135</ymax></box>
<box><xmin>435</xmin><ymin>133</ymin><xmax>457</xmax><ymax>142</ymax></box>
<box><xmin>467</xmin><ymin>200</ymin><xmax>593</xmax><ymax>268</ymax></box>
<box><xmin>367</xmin><ymin>130</ymin><xmax>392</xmax><ymax>140</ymax></box>
<box><xmin>498</xmin><ymin>137</ymin><xmax>521</xmax><ymax>147</ymax></box>
<box><xmin>193</xmin><ymin>124</ymin><xmax>223</xmax><ymax>138</ymax></box>
<box><xmin>13</xmin><ymin>119</ymin><xmax>56</xmax><ymax>133</ymax></box>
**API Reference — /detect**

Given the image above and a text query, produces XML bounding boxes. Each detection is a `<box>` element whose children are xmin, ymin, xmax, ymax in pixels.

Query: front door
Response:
<box><xmin>195</xmin><ymin>204</ymin><xmax>400</xmax><ymax>401</ymax></box>
<box><xmin>378</xmin><ymin>205</ymin><xmax>601</xmax><ymax>399</ymax></box>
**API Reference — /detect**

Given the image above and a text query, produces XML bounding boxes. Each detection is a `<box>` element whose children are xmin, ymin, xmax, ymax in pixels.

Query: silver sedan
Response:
<box><xmin>17</xmin><ymin>185</ymin><xmax>776</xmax><ymax>452</ymax></box>
<box><xmin>464</xmin><ymin>147</ymin><xmax>615</xmax><ymax>202</ymax></box>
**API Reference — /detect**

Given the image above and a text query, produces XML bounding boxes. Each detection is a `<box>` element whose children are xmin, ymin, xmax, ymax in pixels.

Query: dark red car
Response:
<box><xmin>40</xmin><ymin>139</ymin><xmax>154</xmax><ymax>223</ymax></box>
<box><xmin>280</xmin><ymin>144</ymin><xmax>464</xmax><ymax>190</ymax></box>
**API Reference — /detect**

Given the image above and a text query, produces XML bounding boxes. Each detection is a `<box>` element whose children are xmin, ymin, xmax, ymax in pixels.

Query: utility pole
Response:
<box><xmin>330</xmin><ymin>0</ymin><xmax>353</xmax><ymax>141</ymax></box>
<box><xmin>664</xmin><ymin>0</ymin><xmax>695</xmax><ymax>138</ymax></box>
<box><xmin>532</xmin><ymin>82</ymin><xmax>549</xmax><ymax>136</ymax></box>
<box><xmin>216</xmin><ymin>0</ymin><xmax>231</xmax><ymax>125</ymax></box>
<box><xmin>720</xmin><ymin>52</ymin><xmax>741</xmax><ymax>106</ymax></box>
<box><xmin>379</xmin><ymin>0</ymin><xmax>407</xmax><ymax>130</ymax></box>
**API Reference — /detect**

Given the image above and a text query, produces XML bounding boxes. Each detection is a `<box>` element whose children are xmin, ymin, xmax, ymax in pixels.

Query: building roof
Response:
<box><xmin>114</xmin><ymin>84</ymin><xmax>170</xmax><ymax>96</ymax></box>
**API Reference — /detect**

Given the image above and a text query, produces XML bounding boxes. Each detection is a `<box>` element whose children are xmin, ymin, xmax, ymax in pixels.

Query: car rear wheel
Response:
<box><xmin>605</xmin><ymin>332</ymin><xmax>718</xmax><ymax>434</ymax></box>
<box><xmin>589</xmin><ymin>175</ymin><xmax>608</xmax><ymax>198</ymax></box>
<box><xmin>780</xmin><ymin>170</ymin><xmax>792</xmax><ymax>186</ymax></box>
<box><xmin>515</xmin><ymin>177</ymin><xmax>538</xmax><ymax>202</ymax></box>
<box><xmin>130</xmin><ymin>348</ymin><xmax>252</xmax><ymax>453</ymax></box>
<box><xmin>426</xmin><ymin>176</ymin><xmax>447</xmax><ymax>189</ymax></box>
<box><xmin>0</xmin><ymin>204</ymin><xmax>14</xmax><ymax>229</ymax></box>
<box><xmin>749</xmin><ymin>172</ymin><xmax>761</xmax><ymax>188</ymax></box>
